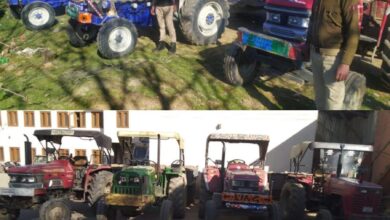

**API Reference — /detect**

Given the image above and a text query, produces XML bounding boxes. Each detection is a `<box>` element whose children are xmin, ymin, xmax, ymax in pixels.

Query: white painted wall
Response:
<box><xmin>0</xmin><ymin>110</ymin><xmax>318</xmax><ymax>172</ymax></box>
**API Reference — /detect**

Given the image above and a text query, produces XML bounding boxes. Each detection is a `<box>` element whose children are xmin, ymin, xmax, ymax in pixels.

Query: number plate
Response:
<box><xmin>241</xmin><ymin>32</ymin><xmax>290</xmax><ymax>57</ymax></box>
<box><xmin>222</xmin><ymin>192</ymin><xmax>272</xmax><ymax>204</ymax></box>
<box><xmin>362</xmin><ymin>206</ymin><xmax>373</xmax><ymax>213</ymax></box>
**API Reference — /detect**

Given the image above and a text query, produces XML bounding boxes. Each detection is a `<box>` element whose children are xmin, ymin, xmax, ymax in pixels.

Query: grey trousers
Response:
<box><xmin>310</xmin><ymin>47</ymin><xmax>346</xmax><ymax>110</ymax></box>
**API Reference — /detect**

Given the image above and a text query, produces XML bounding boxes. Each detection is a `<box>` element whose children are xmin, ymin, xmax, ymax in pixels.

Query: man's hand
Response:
<box><xmin>151</xmin><ymin>6</ymin><xmax>156</xmax><ymax>16</ymax></box>
<box><xmin>336</xmin><ymin>64</ymin><xmax>350</xmax><ymax>81</ymax></box>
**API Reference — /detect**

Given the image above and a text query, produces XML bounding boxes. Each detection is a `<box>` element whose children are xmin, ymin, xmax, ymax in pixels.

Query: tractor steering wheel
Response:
<box><xmin>228</xmin><ymin>159</ymin><xmax>246</xmax><ymax>165</ymax></box>
<box><xmin>171</xmin><ymin>159</ymin><xmax>184</xmax><ymax>168</ymax></box>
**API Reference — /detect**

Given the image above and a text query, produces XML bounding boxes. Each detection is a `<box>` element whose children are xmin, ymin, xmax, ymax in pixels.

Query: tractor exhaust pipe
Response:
<box><xmin>336</xmin><ymin>144</ymin><xmax>345</xmax><ymax>178</ymax></box>
<box><xmin>24</xmin><ymin>134</ymin><xmax>32</xmax><ymax>165</ymax></box>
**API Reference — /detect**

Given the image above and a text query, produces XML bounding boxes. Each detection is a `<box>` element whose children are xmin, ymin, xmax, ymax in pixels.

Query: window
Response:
<box><xmin>0</xmin><ymin>147</ymin><xmax>4</xmax><ymax>161</ymax></box>
<box><xmin>10</xmin><ymin>147</ymin><xmax>20</xmax><ymax>162</ymax></box>
<box><xmin>92</xmin><ymin>150</ymin><xmax>101</xmax><ymax>164</ymax></box>
<box><xmin>75</xmin><ymin>149</ymin><xmax>86</xmax><ymax>156</ymax></box>
<box><xmin>59</xmin><ymin>149</ymin><xmax>69</xmax><ymax>157</ymax></box>
<box><xmin>24</xmin><ymin>111</ymin><xmax>35</xmax><ymax>127</ymax></box>
<box><xmin>31</xmin><ymin>148</ymin><xmax>36</xmax><ymax>162</ymax></box>
<box><xmin>7</xmin><ymin>111</ymin><xmax>18</xmax><ymax>127</ymax></box>
<box><xmin>117</xmin><ymin>111</ymin><xmax>129</xmax><ymax>128</ymax></box>
<box><xmin>91</xmin><ymin>112</ymin><xmax>103</xmax><ymax>128</ymax></box>
<box><xmin>57</xmin><ymin>112</ymin><xmax>69</xmax><ymax>128</ymax></box>
<box><xmin>74</xmin><ymin>112</ymin><xmax>86</xmax><ymax>128</ymax></box>
<box><xmin>40</xmin><ymin>111</ymin><xmax>51</xmax><ymax>127</ymax></box>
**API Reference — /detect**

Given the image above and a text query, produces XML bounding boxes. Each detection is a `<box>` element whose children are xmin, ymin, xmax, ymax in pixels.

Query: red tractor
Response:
<box><xmin>199</xmin><ymin>133</ymin><xmax>281</xmax><ymax>220</ymax></box>
<box><xmin>0</xmin><ymin>129</ymin><xmax>120</xmax><ymax>220</ymax></box>
<box><xmin>224</xmin><ymin>0</ymin><xmax>390</xmax><ymax>86</ymax></box>
<box><xmin>271</xmin><ymin>142</ymin><xmax>385</xmax><ymax>220</ymax></box>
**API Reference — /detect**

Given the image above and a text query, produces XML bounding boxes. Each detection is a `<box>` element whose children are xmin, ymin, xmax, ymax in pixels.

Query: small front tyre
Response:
<box><xmin>67</xmin><ymin>20</ymin><xmax>98</xmax><ymax>47</ymax></box>
<box><xmin>21</xmin><ymin>2</ymin><xmax>55</xmax><ymax>30</ymax></box>
<box><xmin>204</xmin><ymin>200</ymin><xmax>217</xmax><ymax>220</ymax></box>
<box><xmin>224</xmin><ymin>43</ymin><xmax>258</xmax><ymax>86</ymax></box>
<box><xmin>160</xmin><ymin>199</ymin><xmax>173</xmax><ymax>220</ymax></box>
<box><xmin>97</xmin><ymin>18</ymin><xmax>138</xmax><ymax>59</ymax></box>
<box><xmin>9</xmin><ymin>6</ymin><xmax>22</xmax><ymax>19</ymax></box>
<box><xmin>39</xmin><ymin>198</ymin><xmax>71</xmax><ymax>220</ymax></box>
<box><xmin>269</xmin><ymin>202</ymin><xmax>281</xmax><ymax>220</ymax></box>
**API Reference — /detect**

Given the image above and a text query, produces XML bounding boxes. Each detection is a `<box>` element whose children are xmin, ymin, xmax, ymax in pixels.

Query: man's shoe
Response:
<box><xmin>153</xmin><ymin>41</ymin><xmax>165</xmax><ymax>52</ymax></box>
<box><xmin>169</xmin><ymin>43</ymin><xmax>176</xmax><ymax>54</ymax></box>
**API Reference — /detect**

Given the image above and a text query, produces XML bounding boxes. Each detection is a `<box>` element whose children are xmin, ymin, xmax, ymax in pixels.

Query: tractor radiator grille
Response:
<box><xmin>351</xmin><ymin>190</ymin><xmax>381</xmax><ymax>214</ymax></box>
<box><xmin>112</xmin><ymin>186</ymin><xmax>142</xmax><ymax>195</ymax></box>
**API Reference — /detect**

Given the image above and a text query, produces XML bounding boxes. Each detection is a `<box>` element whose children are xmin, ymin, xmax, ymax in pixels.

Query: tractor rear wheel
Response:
<box><xmin>39</xmin><ymin>198</ymin><xmax>71</xmax><ymax>220</ymax></box>
<box><xmin>87</xmin><ymin>170</ymin><xmax>113</xmax><ymax>207</ymax></box>
<box><xmin>168</xmin><ymin>176</ymin><xmax>186</xmax><ymax>218</ymax></box>
<box><xmin>224</xmin><ymin>43</ymin><xmax>258</xmax><ymax>86</ymax></box>
<box><xmin>21</xmin><ymin>2</ymin><xmax>55</xmax><ymax>30</ymax></box>
<box><xmin>97</xmin><ymin>18</ymin><xmax>138</xmax><ymax>59</ymax></box>
<box><xmin>269</xmin><ymin>202</ymin><xmax>281</xmax><ymax>220</ymax></box>
<box><xmin>279</xmin><ymin>182</ymin><xmax>306</xmax><ymax>220</ymax></box>
<box><xmin>204</xmin><ymin>200</ymin><xmax>217</xmax><ymax>220</ymax></box>
<box><xmin>316</xmin><ymin>209</ymin><xmax>333</xmax><ymax>220</ymax></box>
<box><xmin>198</xmin><ymin>174</ymin><xmax>212</xmax><ymax>219</ymax></box>
<box><xmin>179</xmin><ymin>0</ymin><xmax>229</xmax><ymax>45</ymax></box>
<box><xmin>159</xmin><ymin>199</ymin><xmax>173</xmax><ymax>220</ymax></box>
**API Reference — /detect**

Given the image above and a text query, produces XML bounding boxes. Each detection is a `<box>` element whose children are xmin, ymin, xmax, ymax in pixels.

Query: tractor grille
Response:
<box><xmin>231</xmin><ymin>180</ymin><xmax>259</xmax><ymax>193</ymax></box>
<box><xmin>8</xmin><ymin>174</ymin><xmax>44</xmax><ymax>188</ymax></box>
<box><xmin>112</xmin><ymin>185</ymin><xmax>142</xmax><ymax>195</ymax></box>
<box><xmin>351</xmin><ymin>189</ymin><xmax>381</xmax><ymax>214</ymax></box>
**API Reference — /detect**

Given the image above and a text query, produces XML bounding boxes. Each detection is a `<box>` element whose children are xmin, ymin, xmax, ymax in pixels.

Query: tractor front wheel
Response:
<box><xmin>9</xmin><ymin>6</ymin><xmax>22</xmax><ymax>19</ymax></box>
<box><xmin>97</xmin><ymin>18</ymin><xmax>138</xmax><ymax>59</ymax></box>
<box><xmin>224</xmin><ymin>43</ymin><xmax>258</xmax><ymax>86</ymax></box>
<box><xmin>168</xmin><ymin>176</ymin><xmax>186</xmax><ymax>218</ymax></box>
<box><xmin>87</xmin><ymin>170</ymin><xmax>113</xmax><ymax>207</ymax></box>
<box><xmin>179</xmin><ymin>0</ymin><xmax>229</xmax><ymax>45</ymax></box>
<box><xmin>204</xmin><ymin>200</ymin><xmax>217</xmax><ymax>220</ymax></box>
<box><xmin>279</xmin><ymin>182</ymin><xmax>306</xmax><ymax>220</ymax></box>
<box><xmin>96</xmin><ymin>197</ymin><xmax>117</xmax><ymax>220</ymax></box>
<box><xmin>316</xmin><ymin>209</ymin><xmax>333</xmax><ymax>220</ymax></box>
<box><xmin>159</xmin><ymin>199</ymin><xmax>173</xmax><ymax>220</ymax></box>
<box><xmin>198</xmin><ymin>174</ymin><xmax>211</xmax><ymax>219</ymax></box>
<box><xmin>21</xmin><ymin>2</ymin><xmax>55</xmax><ymax>30</ymax></box>
<box><xmin>39</xmin><ymin>198</ymin><xmax>71</xmax><ymax>220</ymax></box>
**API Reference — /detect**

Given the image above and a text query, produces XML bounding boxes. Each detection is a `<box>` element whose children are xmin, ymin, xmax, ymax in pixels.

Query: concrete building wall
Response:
<box><xmin>0</xmin><ymin>110</ymin><xmax>318</xmax><ymax>172</ymax></box>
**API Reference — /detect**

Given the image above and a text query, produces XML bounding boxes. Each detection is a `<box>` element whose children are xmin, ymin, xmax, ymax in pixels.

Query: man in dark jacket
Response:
<box><xmin>308</xmin><ymin>0</ymin><xmax>361</xmax><ymax>110</ymax></box>
<box><xmin>151</xmin><ymin>0</ymin><xmax>177</xmax><ymax>54</ymax></box>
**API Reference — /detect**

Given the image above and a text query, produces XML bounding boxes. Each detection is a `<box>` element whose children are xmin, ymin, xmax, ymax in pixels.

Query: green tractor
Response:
<box><xmin>96</xmin><ymin>131</ymin><xmax>197</xmax><ymax>220</ymax></box>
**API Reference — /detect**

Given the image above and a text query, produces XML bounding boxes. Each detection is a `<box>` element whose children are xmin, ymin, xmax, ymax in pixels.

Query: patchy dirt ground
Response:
<box><xmin>0</xmin><ymin>3</ymin><xmax>388</xmax><ymax>109</ymax></box>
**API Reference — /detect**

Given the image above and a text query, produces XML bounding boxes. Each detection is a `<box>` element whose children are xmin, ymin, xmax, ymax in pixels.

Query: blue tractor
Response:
<box><xmin>66</xmin><ymin>0</ymin><xmax>230</xmax><ymax>58</ymax></box>
<box><xmin>8</xmin><ymin>0</ymin><xmax>69</xmax><ymax>30</ymax></box>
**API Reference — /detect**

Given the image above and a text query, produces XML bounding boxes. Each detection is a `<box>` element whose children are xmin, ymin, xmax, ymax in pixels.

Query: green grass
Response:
<box><xmin>0</xmin><ymin>2</ymin><xmax>388</xmax><ymax>109</ymax></box>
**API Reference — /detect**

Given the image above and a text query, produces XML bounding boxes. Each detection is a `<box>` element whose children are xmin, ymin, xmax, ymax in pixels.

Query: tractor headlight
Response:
<box><xmin>118</xmin><ymin>176</ymin><xmax>127</xmax><ymax>184</ymax></box>
<box><xmin>288</xmin><ymin>16</ymin><xmax>309</xmax><ymax>28</ymax></box>
<box><xmin>131</xmin><ymin>177</ymin><xmax>140</xmax><ymax>183</ymax></box>
<box><xmin>232</xmin><ymin>180</ymin><xmax>245</xmax><ymax>187</ymax></box>
<box><xmin>21</xmin><ymin>177</ymin><xmax>36</xmax><ymax>183</ymax></box>
<box><xmin>266</xmin><ymin>12</ymin><xmax>281</xmax><ymax>24</ymax></box>
<box><xmin>9</xmin><ymin>176</ymin><xmax>17</xmax><ymax>183</ymax></box>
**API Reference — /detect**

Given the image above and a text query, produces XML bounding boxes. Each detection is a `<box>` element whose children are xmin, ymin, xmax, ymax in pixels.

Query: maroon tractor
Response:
<box><xmin>199</xmin><ymin>133</ymin><xmax>280</xmax><ymax>220</ymax></box>
<box><xmin>270</xmin><ymin>142</ymin><xmax>385</xmax><ymax>220</ymax></box>
<box><xmin>0</xmin><ymin>129</ymin><xmax>121</xmax><ymax>220</ymax></box>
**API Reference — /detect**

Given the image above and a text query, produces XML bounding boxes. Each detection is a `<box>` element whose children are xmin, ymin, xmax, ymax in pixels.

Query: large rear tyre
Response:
<box><xmin>224</xmin><ymin>43</ymin><xmax>258</xmax><ymax>86</ymax></box>
<box><xmin>316</xmin><ymin>209</ymin><xmax>333</xmax><ymax>220</ymax></box>
<box><xmin>269</xmin><ymin>202</ymin><xmax>281</xmax><ymax>220</ymax></box>
<box><xmin>39</xmin><ymin>198</ymin><xmax>71</xmax><ymax>220</ymax></box>
<box><xmin>343</xmin><ymin>71</ymin><xmax>366</xmax><ymax>110</ymax></box>
<box><xmin>204</xmin><ymin>200</ymin><xmax>217</xmax><ymax>220</ymax></box>
<box><xmin>168</xmin><ymin>176</ymin><xmax>186</xmax><ymax>218</ymax></box>
<box><xmin>279</xmin><ymin>182</ymin><xmax>306</xmax><ymax>220</ymax></box>
<box><xmin>159</xmin><ymin>199</ymin><xmax>173</xmax><ymax>220</ymax></box>
<box><xmin>87</xmin><ymin>170</ymin><xmax>113</xmax><ymax>207</ymax></box>
<box><xmin>21</xmin><ymin>2</ymin><xmax>55</xmax><ymax>30</ymax></box>
<box><xmin>179</xmin><ymin>0</ymin><xmax>229</xmax><ymax>45</ymax></box>
<box><xmin>97</xmin><ymin>18</ymin><xmax>138</xmax><ymax>59</ymax></box>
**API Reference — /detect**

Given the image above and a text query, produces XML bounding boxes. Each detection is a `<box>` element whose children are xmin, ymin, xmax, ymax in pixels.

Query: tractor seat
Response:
<box><xmin>73</xmin><ymin>156</ymin><xmax>89</xmax><ymax>167</ymax></box>
<box><xmin>227</xmin><ymin>163</ymin><xmax>249</xmax><ymax>171</ymax></box>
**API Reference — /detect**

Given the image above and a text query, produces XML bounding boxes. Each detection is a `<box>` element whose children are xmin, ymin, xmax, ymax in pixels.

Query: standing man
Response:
<box><xmin>308</xmin><ymin>0</ymin><xmax>361</xmax><ymax>110</ymax></box>
<box><xmin>151</xmin><ymin>0</ymin><xmax>177</xmax><ymax>54</ymax></box>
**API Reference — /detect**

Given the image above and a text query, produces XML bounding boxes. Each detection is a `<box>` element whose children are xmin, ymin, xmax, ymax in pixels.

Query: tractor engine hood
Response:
<box><xmin>339</xmin><ymin>177</ymin><xmax>383</xmax><ymax>190</ymax></box>
<box><xmin>265</xmin><ymin>0</ymin><xmax>313</xmax><ymax>10</ymax></box>
<box><xmin>227</xmin><ymin>170</ymin><xmax>260</xmax><ymax>181</ymax></box>
<box><xmin>8</xmin><ymin>160</ymin><xmax>72</xmax><ymax>175</ymax></box>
